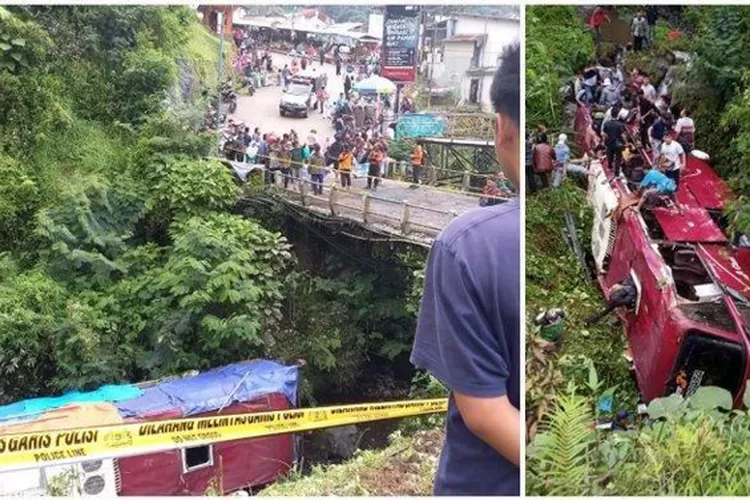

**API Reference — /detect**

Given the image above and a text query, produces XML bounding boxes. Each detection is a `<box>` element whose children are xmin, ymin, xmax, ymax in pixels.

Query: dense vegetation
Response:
<box><xmin>526</xmin><ymin>5</ymin><xmax>750</xmax><ymax>495</ymax></box>
<box><xmin>525</xmin><ymin>186</ymin><xmax>636</xmax><ymax>440</ymax></box>
<box><xmin>0</xmin><ymin>6</ymin><xmax>426</xmax><ymax>405</ymax></box>
<box><xmin>528</xmin><ymin>384</ymin><xmax>750</xmax><ymax>495</ymax></box>
<box><xmin>525</xmin><ymin>6</ymin><xmax>593</xmax><ymax>130</ymax></box>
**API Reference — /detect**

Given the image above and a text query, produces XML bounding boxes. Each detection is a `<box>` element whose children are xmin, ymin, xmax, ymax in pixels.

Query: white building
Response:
<box><xmin>425</xmin><ymin>13</ymin><xmax>519</xmax><ymax>112</ymax></box>
<box><xmin>368</xmin><ymin>12</ymin><xmax>384</xmax><ymax>40</ymax></box>
<box><xmin>233</xmin><ymin>8</ymin><xmax>377</xmax><ymax>46</ymax></box>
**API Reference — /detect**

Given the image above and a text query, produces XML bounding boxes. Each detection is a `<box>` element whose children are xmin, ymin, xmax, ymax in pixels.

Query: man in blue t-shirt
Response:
<box><xmin>636</xmin><ymin>158</ymin><xmax>682</xmax><ymax>214</ymax></box>
<box><xmin>410</xmin><ymin>44</ymin><xmax>520</xmax><ymax>496</ymax></box>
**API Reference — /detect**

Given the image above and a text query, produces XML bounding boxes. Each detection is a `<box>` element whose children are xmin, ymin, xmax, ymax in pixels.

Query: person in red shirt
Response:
<box><xmin>532</xmin><ymin>133</ymin><xmax>556</xmax><ymax>189</ymax></box>
<box><xmin>589</xmin><ymin>6</ymin><xmax>611</xmax><ymax>45</ymax></box>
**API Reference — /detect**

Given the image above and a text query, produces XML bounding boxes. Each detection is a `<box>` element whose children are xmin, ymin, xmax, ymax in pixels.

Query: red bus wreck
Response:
<box><xmin>582</xmin><ymin>115</ymin><xmax>750</xmax><ymax>406</ymax></box>
<box><xmin>0</xmin><ymin>360</ymin><xmax>300</xmax><ymax>496</ymax></box>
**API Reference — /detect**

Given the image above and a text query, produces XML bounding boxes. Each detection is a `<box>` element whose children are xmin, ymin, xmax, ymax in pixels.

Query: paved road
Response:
<box><xmin>232</xmin><ymin>54</ymin><xmax>343</xmax><ymax>142</ymax></box>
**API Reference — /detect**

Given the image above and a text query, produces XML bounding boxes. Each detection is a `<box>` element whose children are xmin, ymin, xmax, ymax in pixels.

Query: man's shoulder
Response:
<box><xmin>435</xmin><ymin>199</ymin><xmax>520</xmax><ymax>258</ymax></box>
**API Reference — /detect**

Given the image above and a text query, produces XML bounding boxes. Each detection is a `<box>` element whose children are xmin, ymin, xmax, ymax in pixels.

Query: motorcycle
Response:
<box><xmin>219</xmin><ymin>83</ymin><xmax>238</xmax><ymax>114</ymax></box>
<box><xmin>223</xmin><ymin>90</ymin><xmax>238</xmax><ymax>114</ymax></box>
<box><xmin>238</xmin><ymin>75</ymin><xmax>256</xmax><ymax>96</ymax></box>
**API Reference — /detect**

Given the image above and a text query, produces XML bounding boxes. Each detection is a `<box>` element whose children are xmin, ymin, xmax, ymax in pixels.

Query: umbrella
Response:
<box><xmin>352</xmin><ymin>75</ymin><xmax>396</xmax><ymax>95</ymax></box>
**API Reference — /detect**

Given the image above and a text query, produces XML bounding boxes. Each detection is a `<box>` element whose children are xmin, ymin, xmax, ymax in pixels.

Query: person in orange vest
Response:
<box><xmin>410</xmin><ymin>143</ymin><xmax>425</xmax><ymax>185</ymax></box>
<box><xmin>367</xmin><ymin>145</ymin><xmax>385</xmax><ymax>191</ymax></box>
<box><xmin>337</xmin><ymin>146</ymin><xmax>353</xmax><ymax>189</ymax></box>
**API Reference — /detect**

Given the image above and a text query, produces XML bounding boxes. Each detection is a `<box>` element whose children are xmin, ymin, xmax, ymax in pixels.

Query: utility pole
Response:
<box><xmin>427</xmin><ymin>13</ymin><xmax>437</xmax><ymax>109</ymax></box>
<box><xmin>216</xmin><ymin>11</ymin><xmax>226</xmax><ymax>155</ymax></box>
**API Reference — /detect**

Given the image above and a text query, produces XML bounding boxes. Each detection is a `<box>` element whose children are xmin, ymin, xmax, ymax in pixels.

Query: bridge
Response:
<box><xmin>217</xmin><ymin>158</ymin><xmax>509</xmax><ymax>246</ymax></box>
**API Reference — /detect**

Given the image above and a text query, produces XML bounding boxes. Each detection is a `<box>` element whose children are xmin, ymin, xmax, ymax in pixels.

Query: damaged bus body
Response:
<box><xmin>0</xmin><ymin>360</ymin><xmax>300</xmax><ymax>496</ymax></box>
<box><xmin>584</xmin><ymin>116</ymin><xmax>750</xmax><ymax>406</ymax></box>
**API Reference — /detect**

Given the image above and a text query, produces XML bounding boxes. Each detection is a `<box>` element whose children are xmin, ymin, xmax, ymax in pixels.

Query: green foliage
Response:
<box><xmin>275</xmin><ymin>270</ymin><xmax>369</xmax><ymax>386</ymax></box>
<box><xmin>527</xmin><ymin>391</ymin><xmax>595</xmax><ymax>495</ymax></box>
<box><xmin>526</xmin><ymin>186</ymin><xmax>633</xmax><ymax>388</ymax></box>
<box><xmin>184</xmin><ymin>22</ymin><xmax>222</xmax><ymax>90</ymax></box>
<box><xmin>131</xmin><ymin>213</ymin><xmax>293</xmax><ymax>374</ymax></box>
<box><xmin>397</xmin><ymin>248</ymin><xmax>427</xmax><ymax>316</ymax></box>
<box><xmin>0</xmin><ymin>10</ymin><xmax>49</xmax><ymax>74</ymax></box>
<box><xmin>387</xmin><ymin>139</ymin><xmax>416</xmax><ymax>163</ymax></box>
<box><xmin>275</xmin><ymin>253</ymin><xmax>421</xmax><ymax>395</ymax></box>
<box><xmin>35</xmin><ymin>177</ymin><xmax>145</xmax><ymax>288</ymax></box>
<box><xmin>0</xmin><ymin>265</ymin><xmax>128</xmax><ymax>400</ymax></box>
<box><xmin>0</xmin><ymin>155</ymin><xmax>40</xmax><ymax>251</ymax></box>
<box><xmin>527</xmin><ymin>386</ymin><xmax>750</xmax><ymax>496</ymax></box>
<box><xmin>142</xmin><ymin>156</ymin><xmax>238</xmax><ymax>235</ymax></box>
<box><xmin>259</xmin><ymin>429</ymin><xmax>443</xmax><ymax>496</ymax></box>
<box><xmin>525</xmin><ymin>185</ymin><xmax>637</xmax><ymax>442</ymax></box>
<box><xmin>653</xmin><ymin>20</ymin><xmax>693</xmax><ymax>52</ymax></box>
<box><xmin>526</xmin><ymin>6</ymin><xmax>594</xmax><ymax>129</ymax></box>
<box><xmin>0</xmin><ymin>7</ymin><xmax>288</xmax><ymax>397</ymax></box>
<box><xmin>116</xmin><ymin>40</ymin><xmax>178</xmax><ymax>124</ymax></box>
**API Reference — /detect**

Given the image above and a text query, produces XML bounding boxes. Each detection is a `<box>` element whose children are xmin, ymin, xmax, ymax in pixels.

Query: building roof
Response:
<box><xmin>444</xmin><ymin>34</ymin><xmax>488</xmax><ymax>43</ymax></box>
<box><xmin>447</xmin><ymin>11</ymin><xmax>520</xmax><ymax>22</ymax></box>
<box><xmin>233</xmin><ymin>14</ymin><xmax>376</xmax><ymax>41</ymax></box>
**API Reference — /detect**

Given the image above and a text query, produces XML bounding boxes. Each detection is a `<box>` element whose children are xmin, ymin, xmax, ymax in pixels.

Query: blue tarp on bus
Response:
<box><xmin>115</xmin><ymin>360</ymin><xmax>299</xmax><ymax>418</ymax></box>
<box><xmin>0</xmin><ymin>384</ymin><xmax>143</xmax><ymax>422</ymax></box>
<box><xmin>0</xmin><ymin>360</ymin><xmax>298</xmax><ymax>423</ymax></box>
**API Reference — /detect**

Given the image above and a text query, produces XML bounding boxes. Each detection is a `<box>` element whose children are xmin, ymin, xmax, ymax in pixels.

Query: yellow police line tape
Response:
<box><xmin>0</xmin><ymin>398</ymin><xmax>448</xmax><ymax>472</ymax></box>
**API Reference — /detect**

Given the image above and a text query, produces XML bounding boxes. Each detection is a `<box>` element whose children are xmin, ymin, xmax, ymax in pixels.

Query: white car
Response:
<box><xmin>279</xmin><ymin>83</ymin><xmax>313</xmax><ymax>118</ymax></box>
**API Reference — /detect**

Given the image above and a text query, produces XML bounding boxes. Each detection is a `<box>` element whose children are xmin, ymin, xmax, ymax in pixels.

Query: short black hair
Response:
<box><xmin>490</xmin><ymin>43</ymin><xmax>519</xmax><ymax>127</ymax></box>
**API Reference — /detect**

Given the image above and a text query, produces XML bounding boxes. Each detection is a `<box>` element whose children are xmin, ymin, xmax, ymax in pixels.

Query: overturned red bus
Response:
<box><xmin>580</xmin><ymin>111</ymin><xmax>750</xmax><ymax>406</ymax></box>
<box><xmin>0</xmin><ymin>360</ymin><xmax>299</xmax><ymax>496</ymax></box>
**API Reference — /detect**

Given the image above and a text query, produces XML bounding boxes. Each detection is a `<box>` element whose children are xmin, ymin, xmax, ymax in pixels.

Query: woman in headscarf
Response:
<box><xmin>552</xmin><ymin>134</ymin><xmax>571</xmax><ymax>188</ymax></box>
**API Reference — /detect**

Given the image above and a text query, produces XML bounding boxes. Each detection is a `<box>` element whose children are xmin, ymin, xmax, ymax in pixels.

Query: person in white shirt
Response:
<box><xmin>659</xmin><ymin>132</ymin><xmax>686</xmax><ymax>188</ymax></box>
<box><xmin>599</xmin><ymin>78</ymin><xmax>620</xmax><ymax>107</ymax></box>
<box><xmin>673</xmin><ymin>108</ymin><xmax>695</xmax><ymax>152</ymax></box>
<box><xmin>386</xmin><ymin>125</ymin><xmax>395</xmax><ymax>140</ymax></box>
<box><xmin>641</xmin><ymin>76</ymin><xmax>656</xmax><ymax>102</ymax></box>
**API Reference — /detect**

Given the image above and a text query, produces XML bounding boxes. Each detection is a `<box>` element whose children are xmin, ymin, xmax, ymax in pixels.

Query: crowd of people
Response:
<box><xmin>215</xmin><ymin>27</ymin><xmax>512</xmax><ymax>205</ymax></box>
<box><xmin>220</xmin><ymin>117</ymin><xmax>429</xmax><ymax>194</ymax></box>
<box><xmin>529</xmin><ymin>7</ymin><xmax>695</xmax><ymax>215</ymax></box>
<box><xmin>214</xmin><ymin>27</ymin><xmax>433</xmax><ymax>195</ymax></box>
<box><xmin>230</xmin><ymin>28</ymin><xmax>387</xmax><ymax>97</ymax></box>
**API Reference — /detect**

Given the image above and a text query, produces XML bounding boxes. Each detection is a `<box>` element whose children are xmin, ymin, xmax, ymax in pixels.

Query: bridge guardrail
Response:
<box><xmin>212</xmin><ymin>154</ymin><xmax>512</xmax><ymax>238</ymax></box>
